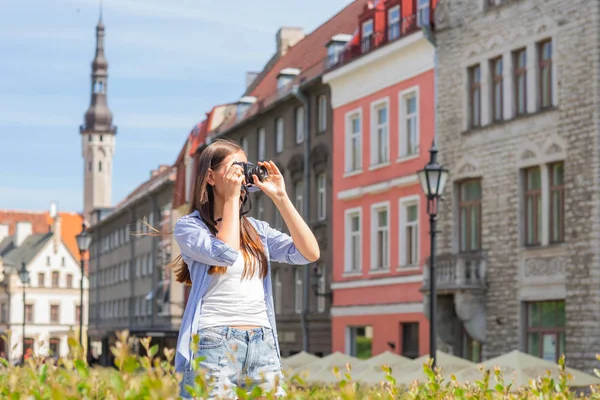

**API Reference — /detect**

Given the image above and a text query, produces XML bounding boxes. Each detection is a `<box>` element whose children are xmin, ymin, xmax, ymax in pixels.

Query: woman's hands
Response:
<box><xmin>223</xmin><ymin>162</ymin><xmax>245</xmax><ymax>199</ymax></box>
<box><xmin>252</xmin><ymin>161</ymin><xmax>287</xmax><ymax>202</ymax></box>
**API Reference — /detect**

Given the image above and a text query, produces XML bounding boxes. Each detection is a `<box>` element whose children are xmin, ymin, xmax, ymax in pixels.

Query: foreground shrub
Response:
<box><xmin>0</xmin><ymin>330</ymin><xmax>599</xmax><ymax>399</ymax></box>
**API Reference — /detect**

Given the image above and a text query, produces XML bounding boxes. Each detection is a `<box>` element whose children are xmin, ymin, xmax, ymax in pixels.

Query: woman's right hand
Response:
<box><xmin>223</xmin><ymin>162</ymin><xmax>245</xmax><ymax>199</ymax></box>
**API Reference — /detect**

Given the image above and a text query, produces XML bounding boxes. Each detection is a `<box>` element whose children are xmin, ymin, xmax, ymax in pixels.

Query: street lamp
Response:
<box><xmin>310</xmin><ymin>264</ymin><xmax>332</xmax><ymax>301</ymax></box>
<box><xmin>18</xmin><ymin>262</ymin><xmax>30</xmax><ymax>365</ymax></box>
<box><xmin>417</xmin><ymin>141</ymin><xmax>449</xmax><ymax>370</ymax></box>
<box><xmin>75</xmin><ymin>222</ymin><xmax>92</xmax><ymax>346</ymax></box>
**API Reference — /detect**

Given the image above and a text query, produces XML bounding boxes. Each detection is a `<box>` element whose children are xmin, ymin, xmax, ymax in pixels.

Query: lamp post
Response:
<box><xmin>75</xmin><ymin>222</ymin><xmax>92</xmax><ymax>346</ymax></box>
<box><xmin>18</xmin><ymin>262</ymin><xmax>30</xmax><ymax>365</ymax></box>
<box><xmin>417</xmin><ymin>141</ymin><xmax>449</xmax><ymax>370</ymax></box>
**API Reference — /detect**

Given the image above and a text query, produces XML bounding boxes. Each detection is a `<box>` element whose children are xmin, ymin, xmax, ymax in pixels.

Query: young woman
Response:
<box><xmin>173</xmin><ymin>139</ymin><xmax>320</xmax><ymax>399</ymax></box>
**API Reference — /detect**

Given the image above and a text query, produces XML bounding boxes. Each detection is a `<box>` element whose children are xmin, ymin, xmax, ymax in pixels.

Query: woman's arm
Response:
<box><xmin>273</xmin><ymin>194</ymin><xmax>320</xmax><ymax>262</ymax></box>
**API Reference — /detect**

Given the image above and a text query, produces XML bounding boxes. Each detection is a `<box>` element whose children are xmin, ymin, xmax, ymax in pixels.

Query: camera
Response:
<box><xmin>233</xmin><ymin>161</ymin><xmax>268</xmax><ymax>186</ymax></box>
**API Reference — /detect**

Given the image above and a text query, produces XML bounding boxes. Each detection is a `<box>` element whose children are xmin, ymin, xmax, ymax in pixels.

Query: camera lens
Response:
<box><xmin>248</xmin><ymin>165</ymin><xmax>268</xmax><ymax>183</ymax></box>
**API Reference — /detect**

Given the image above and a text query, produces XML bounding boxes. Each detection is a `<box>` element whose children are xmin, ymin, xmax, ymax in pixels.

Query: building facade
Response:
<box><xmin>323</xmin><ymin>0</ymin><xmax>435</xmax><ymax>359</ymax></box>
<box><xmin>87</xmin><ymin>166</ymin><xmax>181</xmax><ymax>365</ymax></box>
<box><xmin>0</xmin><ymin>215</ymin><xmax>88</xmax><ymax>363</ymax></box>
<box><xmin>429</xmin><ymin>0</ymin><xmax>600</xmax><ymax>370</ymax></box>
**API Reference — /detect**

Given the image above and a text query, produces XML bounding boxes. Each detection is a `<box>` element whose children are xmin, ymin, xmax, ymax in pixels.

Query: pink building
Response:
<box><xmin>323</xmin><ymin>0</ymin><xmax>437</xmax><ymax>360</ymax></box>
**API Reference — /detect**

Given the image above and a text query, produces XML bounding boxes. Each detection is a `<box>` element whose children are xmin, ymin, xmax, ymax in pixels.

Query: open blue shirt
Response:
<box><xmin>173</xmin><ymin>210</ymin><xmax>310</xmax><ymax>372</ymax></box>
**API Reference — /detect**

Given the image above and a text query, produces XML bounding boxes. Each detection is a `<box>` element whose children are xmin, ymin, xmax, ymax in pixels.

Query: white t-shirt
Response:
<box><xmin>198</xmin><ymin>253</ymin><xmax>270</xmax><ymax>329</ymax></box>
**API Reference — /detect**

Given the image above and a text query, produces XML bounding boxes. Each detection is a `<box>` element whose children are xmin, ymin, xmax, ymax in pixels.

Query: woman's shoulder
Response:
<box><xmin>175</xmin><ymin>211</ymin><xmax>210</xmax><ymax>232</ymax></box>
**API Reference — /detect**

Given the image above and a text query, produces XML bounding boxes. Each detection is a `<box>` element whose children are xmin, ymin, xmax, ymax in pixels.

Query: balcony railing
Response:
<box><xmin>422</xmin><ymin>252</ymin><xmax>487</xmax><ymax>293</ymax></box>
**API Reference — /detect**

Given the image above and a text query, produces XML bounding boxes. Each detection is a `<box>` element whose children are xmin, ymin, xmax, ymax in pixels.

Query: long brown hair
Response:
<box><xmin>172</xmin><ymin>139</ymin><xmax>268</xmax><ymax>286</ymax></box>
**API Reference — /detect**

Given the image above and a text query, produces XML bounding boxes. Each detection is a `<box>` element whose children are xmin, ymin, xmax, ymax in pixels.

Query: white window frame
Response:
<box><xmin>317</xmin><ymin>173</ymin><xmax>327</xmax><ymax>221</ymax></box>
<box><xmin>388</xmin><ymin>5</ymin><xmax>401</xmax><ymax>40</ymax></box>
<box><xmin>317</xmin><ymin>264</ymin><xmax>326</xmax><ymax>313</ymax></box>
<box><xmin>345</xmin><ymin>108</ymin><xmax>363</xmax><ymax>174</ymax></box>
<box><xmin>344</xmin><ymin>207</ymin><xmax>362</xmax><ymax>274</ymax></box>
<box><xmin>258</xmin><ymin>127</ymin><xmax>266</xmax><ymax>160</ymax></box>
<box><xmin>275</xmin><ymin>117</ymin><xmax>284</xmax><ymax>153</ymax></box>
<box><xmin>318</xmin><ymin>94</ymin><xmax>327</xmax><ymax>133</ymax></box>
<box><xmin>370</xmin><ymin>97</ymin><xmax>390</xmax><ymax>168</ymax></box>
<box><xmin>274</xmin><ymin>269</ymin><xmax>283</xmax><ymax>314</ymax></box>
<box><xmin>362</xmin><ymin>19</ymin><xmax>374</xmax><ymax>42</ymax></box>
<box><xmin>241</xmin><ymin>136</ymin><xmax>249</xmax><ymax>155</ymax></box>
<box><xmin>295</xmin><ymin>106</ymin><xmax>305</xmax><ymax>144</ymax></box>
<box><xmin>398</xmin><ymin>86</ymin><xmax>420</xmax><ymax>160</ymax></box>
<box><xmin>370</xmin><ymin>202</ymin><xmax>391</xmax><ymax>271</ymax></box>
<box><xmin>294</xmin><ymin>268</ymin><xmax>303</xmax><ymax>314</ymax></box>
<box><xmin>399</xmin><ymin>195</ymin><xmax>421</xmax><ymax>269</ymax></box>
<box><xmin>294</xmin><ymin>181</ymin><xmax>304</xmax><ymax>214</ymax></box>
<box><xmin>417</xmin><ymin>0</ymin><xmax>430</xmax><ymax>27</ymax></box>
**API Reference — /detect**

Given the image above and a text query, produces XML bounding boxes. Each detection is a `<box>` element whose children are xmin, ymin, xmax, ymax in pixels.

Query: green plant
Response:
<box><xmin>0</xmin><ymin>330</ymin><xmax>598</xmax><ymax>399</ymax></box>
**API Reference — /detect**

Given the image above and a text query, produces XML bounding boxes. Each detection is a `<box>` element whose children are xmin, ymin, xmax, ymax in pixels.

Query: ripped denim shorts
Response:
<box><xmin>180</xmin><ymin>326</ymin><xmax>285</xmax><ymax>399</ymax></box>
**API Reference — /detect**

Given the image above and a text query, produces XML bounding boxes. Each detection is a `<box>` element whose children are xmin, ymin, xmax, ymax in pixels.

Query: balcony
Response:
<box><xmin>421</xmin><ymin>252</ymin><xmax>487</xmax><ymax>295</ymax></box>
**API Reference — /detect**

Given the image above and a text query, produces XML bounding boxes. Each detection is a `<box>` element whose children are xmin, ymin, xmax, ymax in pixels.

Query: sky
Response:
<box><xmin>0</xmin><ymin>0</ymin><xmax>351</xmax><ymax>213</ymax></box>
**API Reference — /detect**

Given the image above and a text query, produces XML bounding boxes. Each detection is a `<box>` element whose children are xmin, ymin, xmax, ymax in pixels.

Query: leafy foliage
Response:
<box><xmin>1</xmin><ymin>330</ymin><xmax>599</xmax><ymax>399</ymax></box>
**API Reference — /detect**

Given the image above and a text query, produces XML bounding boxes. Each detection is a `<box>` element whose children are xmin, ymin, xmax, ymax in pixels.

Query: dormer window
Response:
<box><xmin>277</xmin><ymin>68</ymin><xmax>300</xmax><ymax>90</ymax></box>
<box><xmin>388</xmin><ymin>5</ymin><xmax>401</xmax><ymax>41</ymax></box>
<box><xmin>326</xmin><ymin>34</ymin><xmax>352</xmax><ymax>67</ymax></box>
<box><xmin>417</xmin><ymin>0</ymin><xmax>430</xmax><ymax>28</ymax></box>
<box><xmin>236</xmin><ymin>96</ymin><xmax>256</xmax><ymax>120</ymax></box>
<box><xmin>93</xmin><ymin>80</ymin><xmax>104</xmax><ymax>94</ymax></box>
<box><xmin>362</xmin><ymin>19</ymin><xmax>374</xmax><ymax>53</ymax></box>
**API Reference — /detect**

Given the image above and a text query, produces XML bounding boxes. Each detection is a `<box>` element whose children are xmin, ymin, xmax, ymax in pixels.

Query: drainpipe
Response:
<box><xmin>292</xmin><ymin>84</ymin><xmax>310</xmax><ymax>353</ymax></box>
<box><xmin>422</xmin><ymin>24</ymin><xmax>437</xmax><ymax>142</ymax></box>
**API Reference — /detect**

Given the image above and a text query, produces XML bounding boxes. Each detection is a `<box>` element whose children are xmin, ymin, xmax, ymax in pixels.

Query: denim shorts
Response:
<box><xmin>180</xmin><ymin>326</ymin><xmax>285</xmax><ymax>399</ymax></box>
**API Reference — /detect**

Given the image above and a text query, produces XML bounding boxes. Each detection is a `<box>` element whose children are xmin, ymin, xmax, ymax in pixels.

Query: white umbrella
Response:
<box><xmin>390</xmin><ymin>351</ymin><xmax>475</xmax><ymax>387</ymax></box>
<box><xmin>454</xmin><ymin>350</ymin><xmax>600</xmax><ymax>389</ymax></box>
<box><xmin>289</xmin><ymin>351</ymin><xmax>363</xmax><ymax>384</ymax></box>
<box><xmin>353</xmin><ymin>351</ymin><xmax>412</xmax><ymax>383</ymax></box>
<box><xmin>281</xmin><ymin>351</ymin><xmax>320</xmax><ymax>373</ymax></box>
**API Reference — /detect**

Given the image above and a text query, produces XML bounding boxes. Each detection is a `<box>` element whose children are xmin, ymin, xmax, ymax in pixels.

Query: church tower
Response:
<box><xmin>80</xmin><ymin>10</ymin><xmax>116</xmax><ymax>222</ymax></box>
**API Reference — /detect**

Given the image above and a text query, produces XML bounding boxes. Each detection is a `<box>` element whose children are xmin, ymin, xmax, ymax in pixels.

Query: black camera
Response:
<box><xmin>234</xmin><ymin>162</ymin><xmax>268</xmax><ymax>185</ymax></box>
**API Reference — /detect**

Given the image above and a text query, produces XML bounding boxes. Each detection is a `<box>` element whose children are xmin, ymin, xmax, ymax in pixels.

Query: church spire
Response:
<box><xmin>81</xmin><ymin>4</ymin><xmax>115</xmax><ymax>134</ymax></box>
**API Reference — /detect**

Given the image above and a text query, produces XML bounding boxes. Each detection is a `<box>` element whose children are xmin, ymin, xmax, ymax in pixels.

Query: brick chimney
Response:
<box><xmin>52</xmin><ymin>214</ymin><xmax>62</xmax><ymax>254</ymax></box>
<box><xmin>15</xmin><ymin>222</ymin><xmax>32</xmax><ymax>247</ymax></box>
<box><xmin>276</xmin><ymin>27</ymin><xmax>305</xmax><ymax>56</ymax></box>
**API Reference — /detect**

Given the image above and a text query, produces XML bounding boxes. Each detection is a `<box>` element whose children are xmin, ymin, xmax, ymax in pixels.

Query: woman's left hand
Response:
<box><xmin>253</xmin><ymin>161</ymin><xmax>287</xmax><ymax>202</ymax></box>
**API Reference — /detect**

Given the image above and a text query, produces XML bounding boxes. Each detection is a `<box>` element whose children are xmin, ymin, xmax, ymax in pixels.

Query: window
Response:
<box><xmin>539</xmin><ymin>40</ymin><xmax>552</xmax><ymax>109</ymax></box>
<box><xmin>371</xmin><ymin>204</ymin><xmax>390</xmax><ymax>270</ymax></box>
<box><xmin>317</xmin><ymin>264</ymin><xmax>326</xmax><ymax>313</ymax></box>
<box><xmin>275</xmin><ymin>117</ymin><xmax>284</xmax><ymax>153</ymax></box>
<box><xmin>514</xmin><ymin>48</ymin><xmax>527</xmax><ymax>115</ymax></box>
<box><xmin>88</xmin><ymin>161</ymin><xmax>92</xmax><ymax>172</ymax></box>
<box><xmin>258</xmin><ymin>127</ymin><xmax>266</xmax><ymax>160</ymax></box>
<box><xmin>136</xmin><ymin>257</ymin><xmax>141</xmax><ymax>277</ymax></box>
<box><xmin>549</xmin><ymin>162</ymin><xmax>564</xmax><ymax>243</ymax></box>
<box><xmin>257</xmin><ymin>196</ymin><xmax>265</xmax><ymax>221</ymax></box>
<box><xmin>345</xmin><ymin>209</ymin><xmax>362</xmax><ymax>273</ymax></box>
<box><xmin>184</xmin><ymin>157</ymin><xmax>193</xmax><ymax>203</ymax></box>
<box><xmin>524</xmin><ymin>167</ymin><xmax>542</xmax><ymax>246</ymax></box>
<box><xmin>76</xmin><ymin>305</ymin><xmax>82</xmax><ymax>323</ymax></box>
<box><xmin>50</xmin><ymin>305</ymin><xmax>60</xmax><ymax>323</ymax></box>
<box><xmin>401</xmin><ymin>323</ymin><xmax>419</xmax><ymax>359</ymax></box>
<box><xmin>469</xmin><ymin>65</ymin><xmax>481</xmax><ymax>128</ymax></box>
<box><xmin>49</xmin><ymin>338</ymin><xmax>60</xmax><ymax>356</ymax></box>
<box><xmin>461</xmin><ymin>326</ymin><xmax>482</xmax><ymax>362</ymax></box>
<box><xmin>400</xmin><ymin>89</ymin><xmax>419</xmax><ymax>157</ymax></box>
<box><xmin>459</xmin><ymin>179</ymin><xmax>482</xmax><ymax>252</ymax></box>
<box><xmin>66</xmin><ymin>274</ymin><xmax>73</xmax><ymax>288</ymax></box>
<box><xmin>38</xmin><ymin>273</ymin><xmax>45</xmax><ymax>287</ymax></box>
<box><xmin>345</xmin><ymin>111</ymin><xmax>362</xmax><ymax>172</ymax></box>
<box><xmin>88</xmin><ymin>134</ymin><xmax>92</xmax><ymax>142</ymax></box>
<box><xmin>317</xmin><ymin>173</ymin><xmax>327</xmax><ymax>221</ymax></box>
<box><xmin>417</xmin><ymin>0</ymin><xmax>430</xmax><ymax>27</ymax></box>
<box><xmin>24</xmin><ymin>338</ymin><xmax>34</xmax><ymax>353</ymax></box>
<box><xmin>400</xmin><ymin>200</ymin><xmax>419</xmax><ymax>267</ymax></box>
<box><xmin>388</xmin><ymin>5</ymin><xmax>401</xmax><ymax>41</ymax></box>
<box><xmin>361</xmin><ymin>19</ymin><xmax>374</xmax><ymax>53</ymax></box>
<box><xmin>347</xmin><ymin>326</ymin><xmax>372</xmax><ymax>359</ymax></box>
<box><xmin>99</xmin><ymin>135</ymin><xmax>103</xmax><ymax>142</ymax></box>
<box><xmin>274</xmin><ymin>270</ymin><xmax>283</xmax><ymax>314</ymax></box>
<box><xmin>0</xmin><ymin>302</ymin><xmax>7</xmax><ymax>322</ymax></box>
<box><xmin>25</xmin><ymin>304</ymin><xmax>34</xmax><ymax>323</ymax></box>
<box><xmin>525</xmin><ymin>300</ymin><xmax>565</xmax><ymax>362</ymax></box>
<box><xmin>241</xmin><ymin>136</ymin><xmax>248</xmax><ymax>155</ymax></box>
<box><xmin>295</xmin><ymin>106</ymin><xmax>305</xmax><ymax>143</ymax></box>
<box><xmin>98</xmin><ymin>161</ymin><xmax>102</xmax><ymax>172</ymax></box>
<box><xmin>318</xmin><ymin>95</ymin><xmax>327</xmax><ymax>133</ymax></box>
<box><xmin>491</xmin><ymin>57</ymin><xmax>503</xmax><ymax>122</ymax></box>
<box><xmin>51</xmin><ymin>271</ymin><xmax>59</xmax><ymax>288</ymax></box>
<box><xmin>294</xmin><ymin>269</ymin><xmax>303</xmax><ymax>314</ymax></box>
<box><xmin>371</xmin><ymin>100</ymin><xmax>389</xmax><ymax>166</ymax></box>
<box><xmin>277</xmin><ymin>75</ymin><xmax>293</xmax><ymax>90</ymax></box>
<box><xmin>294</xmin><ymin>181</ymin><xmax>304</xmax><ymax>214</ymax></box>
<box><xmin>46</xmin><ymin>256</ymin><xmax>50</xmax><ymax>267</ymax></box>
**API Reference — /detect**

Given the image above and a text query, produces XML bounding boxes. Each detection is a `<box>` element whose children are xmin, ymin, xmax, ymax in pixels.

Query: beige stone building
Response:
<box><xmin>424</xmin><ymin>0</ymin><xmax>600</xmax><ymax>372</ymax></box>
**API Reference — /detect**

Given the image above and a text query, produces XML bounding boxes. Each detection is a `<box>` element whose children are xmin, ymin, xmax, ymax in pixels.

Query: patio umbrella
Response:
<box><xmin>352</xmin><ymin>351</ymin><xmax>412</xmax><ymax>383</ymax></box>
<box><xmin>453</xmin><ymin>350</ymin><xmax>600</xmax><ymax>389</ymax></box>
<box><xmin>389</xmin><ymin>351</ymin><xmax>475</xmax><ymax>387</ymax></box>
<box><xmin>289</xmin><ymin>351</ymin><xmax>363</xmax><ymax>384</ymax></box>
<box><xmin>281</xmin><ymin>351</ymin><xmax>320</xmax><ymax>373</ymax></box>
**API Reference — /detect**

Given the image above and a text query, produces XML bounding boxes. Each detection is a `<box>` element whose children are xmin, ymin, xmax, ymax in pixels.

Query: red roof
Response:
<box><xmin>248</xmin><ymin>0</ymin><xmax>369</xmax><ymax>101</ymax></box>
